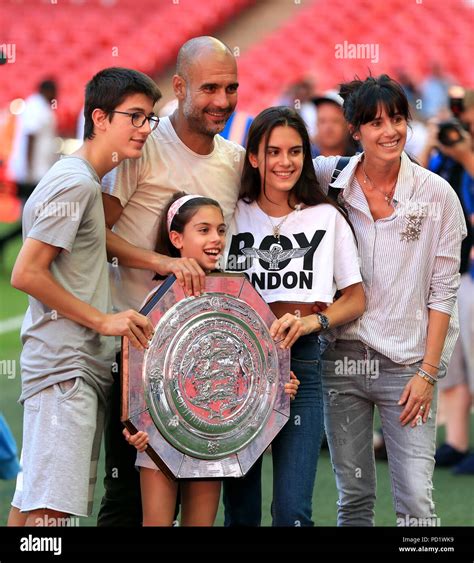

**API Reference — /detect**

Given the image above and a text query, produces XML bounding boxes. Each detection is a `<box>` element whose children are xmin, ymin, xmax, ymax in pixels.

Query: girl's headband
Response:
<box><xmin>167</xmin><ymin>194</ymin><xmax>206</xmax><ymax>232</ymax></box>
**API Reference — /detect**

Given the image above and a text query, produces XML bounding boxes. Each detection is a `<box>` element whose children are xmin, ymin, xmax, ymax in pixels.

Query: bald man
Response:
<box><xmin>98</xmin><ymin>37</ymin><xmax>245</xmax><ymax>526</ymax></box>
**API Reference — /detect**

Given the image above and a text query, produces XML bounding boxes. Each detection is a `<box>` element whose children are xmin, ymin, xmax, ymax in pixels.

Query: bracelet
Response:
<box><xmin>417</xmin><ymin>368</ymin><xmax>437</xmax><ymax>385</ymax></box>
<box><xmin>417</xmin><ymin>371</ymin><xmax>436</xmax><ymax>386</ymax></box>
<box><xmin>419</xmin><ymin>366</ymin><xmax>438</xmax><ymax>381</ymax></box>
<box><xmin>422</xmin><ymin>361</ymin><xmax>439</xmax><ymax>371</ymax></box>
<box><xmin>418</xmin><ymin>368</ymin><xmax>437</xmax><ymax>381</ymax></box>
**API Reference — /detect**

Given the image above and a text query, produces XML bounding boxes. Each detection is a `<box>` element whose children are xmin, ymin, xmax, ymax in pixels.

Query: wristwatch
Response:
<box><xmin>316</xmin><ymin>312</ymin><xmax>330</xmax><ymax>331</ymax></box>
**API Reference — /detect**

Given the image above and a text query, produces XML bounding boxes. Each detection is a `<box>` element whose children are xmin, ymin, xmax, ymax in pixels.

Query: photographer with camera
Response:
<box><xmin>419</xmin><ymin>87</ymin><xmax>474</xmax><ymax>174</ymax></box>
<box><xmin>419</xmin><ymin>88</ymin><xmax>474</xmax><ymax>475</ymax></box>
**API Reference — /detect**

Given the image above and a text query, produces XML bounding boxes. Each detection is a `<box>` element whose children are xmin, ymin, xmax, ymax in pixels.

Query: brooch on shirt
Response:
<box><xmin>400</xmin><ymin>203</ymin><xmax>428</xmax><ymax>242</ymax></box>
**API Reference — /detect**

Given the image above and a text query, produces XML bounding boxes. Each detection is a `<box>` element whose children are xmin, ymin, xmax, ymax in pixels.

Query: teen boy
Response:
<box><xmin>8</xmin><ymin>67</ymin><xmax>159</xmax><ymax>526</ymax></box>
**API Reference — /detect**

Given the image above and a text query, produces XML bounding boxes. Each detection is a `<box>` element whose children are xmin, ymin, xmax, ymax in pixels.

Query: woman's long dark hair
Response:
<box><xmin>240</xmin><ymin>106</ymin><xmax>345</xmax><ymax>212</ymax></box>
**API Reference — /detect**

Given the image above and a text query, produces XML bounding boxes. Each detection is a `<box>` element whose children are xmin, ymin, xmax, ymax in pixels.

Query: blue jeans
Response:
<box><xmin>223</xmin><ymin>333</ymin><xmax>324</xmax><ymax>526</ymax></box>
<box><xmin>322</xmin><ymin>340</ymin><xmax>438</xmax><ymax>526</ymax></box>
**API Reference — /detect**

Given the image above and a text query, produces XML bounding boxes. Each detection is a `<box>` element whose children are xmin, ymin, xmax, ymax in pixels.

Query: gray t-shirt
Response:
<box><xmin>19</xmin><ymin>156</ymin><xmax>114</xmax><ymax>404</ymax></box>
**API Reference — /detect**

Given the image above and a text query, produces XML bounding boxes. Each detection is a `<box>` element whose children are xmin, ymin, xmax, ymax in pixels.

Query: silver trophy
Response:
<box><xmin>121</xmin><ymin>273</ymin><xmax>290</xmax><ymax>479</ymax></box>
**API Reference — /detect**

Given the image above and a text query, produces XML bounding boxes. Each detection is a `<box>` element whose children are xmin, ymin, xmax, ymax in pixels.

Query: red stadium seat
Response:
<box><xmin>0</xmin><ymin>0</ymin><xmax>255</xmax><ymax>133</ymax></box>
<box><xmin>1</xmin><ymin>0</ymin><xmax>471</xmax><ymax>132</ymax></box>
<box><xmin>235</xmin><ymin>0</ymin><xmax>474</xmax><ymax>115</ymax></box>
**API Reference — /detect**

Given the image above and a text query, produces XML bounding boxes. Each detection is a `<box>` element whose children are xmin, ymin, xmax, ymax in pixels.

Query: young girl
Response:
<box><xmin>223</xmin><ymin>106</ymin><xmax>366</xmax><ymax>527</ymax></box>
<box><xmin>124</xmin><ymin>191</ymin><xmax>300</xmax><ymax>526</ymax></box>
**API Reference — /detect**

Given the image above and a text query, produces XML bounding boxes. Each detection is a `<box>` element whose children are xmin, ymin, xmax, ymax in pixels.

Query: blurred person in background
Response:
<box><xmin>310</xmin><ymin>90</ymin><xmax>358</xmax><ymax>157</ymax></box>
<box><xmin>396</xmin><ymin>69</ymin><xmax>421</xmax><ymax>110</ymax></box>
<box><xmin>418</xmin><ymin>88</ymin><xmax>474</xmax><ymax>475</ymax></box>
<box><xmin>279</xmin><ymin>77</ymin><xmax>318</xmax><ymax>139</ymax></box>
<box><xmin>0</xmin><ymin>413</ymin><xmax>21</xmax><ymax>481</ymax></box>
<box><xmin>7</xmin><ymin>79</ymin><xmax>58</xmax><ymax>202</ymax></box>
<box><xmin>1</xmin><ymin>80</ymin><xmax>58</xmax><ymax>254</ymax></box>
<box><xmin>220</xmin><ymin>109</ymin><xmax>253</xmax><ymax>146</ymax></box>
<box><xmin>420</xmin><ymin>63</ymin><xmax>452</xmax><ymax>119</ymax></box>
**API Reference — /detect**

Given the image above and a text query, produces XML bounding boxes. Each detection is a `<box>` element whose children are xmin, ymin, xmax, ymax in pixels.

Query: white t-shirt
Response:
<box><xmin>8</xmin><ymin>93</ymin><xmax>57</xmax><ymax>184</ymax></box>
<box><xmin>102</xmin><ymin>116</ymin><xmax>245</xmax><ymax>312</ymax></box>
<box><xmin>226</xmin><ymin>200</ymin><xmax>362</xmax><ymax>303</ymax></box>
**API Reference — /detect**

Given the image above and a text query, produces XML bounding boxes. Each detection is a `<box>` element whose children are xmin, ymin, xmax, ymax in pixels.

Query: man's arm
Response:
<box><xmin>11</xmin><ymin>238</ymin><xmax>153</xmax><ymax>350</ymax></box>
<box><xmin>102</xmin><ymin>193</ymin><xmax>206</xmax><ymax>296</ymax></box>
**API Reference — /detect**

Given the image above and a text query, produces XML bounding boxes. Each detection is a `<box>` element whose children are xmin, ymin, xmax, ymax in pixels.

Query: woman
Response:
<box><xmin>224</xmin><ymin>106</ymin><xmax>365</xmax><ymax>526</ymax></box>
<box><xmin>313</xmin><ymin>74</ymin><xmax>467</xmax><ymax>526</ymax></box>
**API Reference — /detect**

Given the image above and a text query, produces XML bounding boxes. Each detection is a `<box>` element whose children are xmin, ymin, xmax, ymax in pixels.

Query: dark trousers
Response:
<box><xmin>97</xmin><ymin>354</ymin><xmax>142</xmax><ymax>526</ymax></box>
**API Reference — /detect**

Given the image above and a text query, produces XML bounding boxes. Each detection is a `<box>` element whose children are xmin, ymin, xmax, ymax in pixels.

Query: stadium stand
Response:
<box><xmin>236</xmin><ymin>0</ymin><xmax>474</xmax><ymax>114</ymax></box>
<box><xmin>0</xmin><ymin>0</ymin><xmax>255</xmax><ymax>133</ymax></box>
<box><xmin>0</xmin><ymin>0</ymin><xmax>472</xmax><ymax>132</ymax></box>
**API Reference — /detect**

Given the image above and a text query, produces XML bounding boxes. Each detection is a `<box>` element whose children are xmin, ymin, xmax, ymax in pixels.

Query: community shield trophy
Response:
<box><xmin>121</xmin><ymin>273</ymin><xmax>291</xmax><ymax>479</ymax></box>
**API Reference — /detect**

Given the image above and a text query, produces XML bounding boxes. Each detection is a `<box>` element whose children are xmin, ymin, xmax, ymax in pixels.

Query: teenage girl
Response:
<box><xmin>223</xmin><ymin>106</ymin><xmax>366</xmax><ymax>526</ymax></box>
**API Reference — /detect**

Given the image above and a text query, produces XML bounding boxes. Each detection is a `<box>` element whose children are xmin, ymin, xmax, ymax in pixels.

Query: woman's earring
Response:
<box><xmin>354</xmin><ymin>135</ymin><xmax>359</xmax><ymax>140</ymax></box>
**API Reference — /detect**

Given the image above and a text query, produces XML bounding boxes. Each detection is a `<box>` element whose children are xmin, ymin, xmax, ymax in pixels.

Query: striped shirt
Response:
<box><xmin>314</xmin><ymin>151</ymin><xmax>467</xmax><ymax>373</ymax></box>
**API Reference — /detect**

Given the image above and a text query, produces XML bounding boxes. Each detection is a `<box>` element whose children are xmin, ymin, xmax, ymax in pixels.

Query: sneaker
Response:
<box><xmin>434</xmin><ymin>443</ymin><xmax>468</xmax><ymax>467</ymax></box>
<box><xmin>452</xmin><ymin>453</ymin><xmax>474</xmax><ymax>475</ymax></box>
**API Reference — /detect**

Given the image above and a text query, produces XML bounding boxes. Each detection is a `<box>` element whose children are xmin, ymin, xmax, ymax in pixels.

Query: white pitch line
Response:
<box><xmin>0</xmin><ymin>315</ymin><xmax>24</xmax><ymax>335</ymax></box>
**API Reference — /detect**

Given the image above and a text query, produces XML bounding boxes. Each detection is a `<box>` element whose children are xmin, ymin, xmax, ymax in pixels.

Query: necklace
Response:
<box><xmin>260</xmin><ymin>203</ymin><xmax>301</xmax><ymax>240</ymax></box>
<box><xmin>266</xmin><ymin>213</ymin><xmax>291</xmax><ymax>240</ymax></box>
<box><xmin>362</xmin><ymin>160</ymin><xmax>397</xmax><ymax>206</ymax></box>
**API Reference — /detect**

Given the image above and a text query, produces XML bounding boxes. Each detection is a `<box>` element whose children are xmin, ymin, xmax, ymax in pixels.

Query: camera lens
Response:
<box><xmin>438</xmin><ymin>120</ymin><xmax>464</xmax><ymax>146</ymax></box>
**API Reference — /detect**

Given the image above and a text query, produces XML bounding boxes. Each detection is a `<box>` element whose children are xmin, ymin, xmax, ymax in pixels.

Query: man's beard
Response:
<box><xmin>183</xmin><ymin>101</ymin><xmax>231</xmax><ymax>138</ymax></box>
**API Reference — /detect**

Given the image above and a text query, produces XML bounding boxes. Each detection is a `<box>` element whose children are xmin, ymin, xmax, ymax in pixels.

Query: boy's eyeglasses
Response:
<box><xmin>110</xmin><ymin>111</ymin><xmax>160</xmax><ymax>131</ymax></box>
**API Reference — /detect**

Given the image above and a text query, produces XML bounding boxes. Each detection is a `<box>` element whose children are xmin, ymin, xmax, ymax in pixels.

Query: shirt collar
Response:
<box><xmin>329</xmin><ymin>151</ymin><xmax>415</xmax><ymax>206</ymax></box>
<box><xmin>393</xmin><ymin>151</ymin><xmax>416</xmax><ymax>205</ymax></box>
